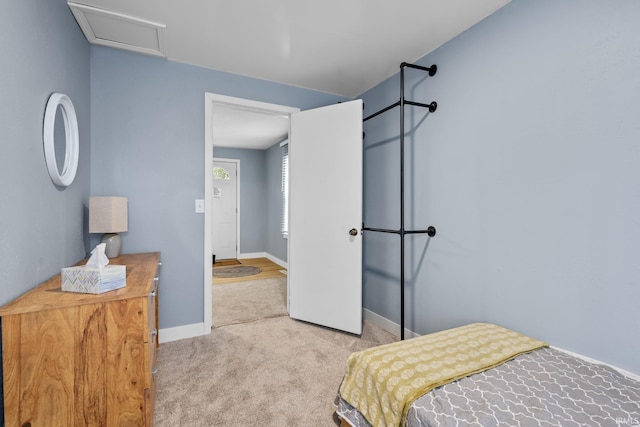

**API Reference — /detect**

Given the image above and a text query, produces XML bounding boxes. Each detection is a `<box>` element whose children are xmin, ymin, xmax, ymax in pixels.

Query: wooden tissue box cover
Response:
<box><xmin>61</xmin><ymin>265</ymin><xmax>126</xmax><ymax>294</ymax></box>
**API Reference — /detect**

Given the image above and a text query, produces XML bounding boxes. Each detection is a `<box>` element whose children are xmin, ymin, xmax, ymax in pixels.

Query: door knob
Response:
<box><xmin>349</xmin><ymin>228</ymin><xmax>358</xmax><ymax>236</ymax></box>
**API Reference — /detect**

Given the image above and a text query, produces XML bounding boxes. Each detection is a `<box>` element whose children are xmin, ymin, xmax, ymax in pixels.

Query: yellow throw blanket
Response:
<box><xmin>339</xmin><ymin>323</ymin><xmax>548</xmax><ymax>427</ymax></box>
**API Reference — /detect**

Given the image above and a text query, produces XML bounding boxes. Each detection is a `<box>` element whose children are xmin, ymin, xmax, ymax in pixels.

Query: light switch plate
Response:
<box><xmin>195</xmin><ymin>199</ymin><xmax>204</xmax><ymax>213</ymax></box>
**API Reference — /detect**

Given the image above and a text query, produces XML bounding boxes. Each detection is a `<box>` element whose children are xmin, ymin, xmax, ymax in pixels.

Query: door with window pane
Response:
<box><xmin>212</xmin><ymin>160</ymin><xmax>238</xmax><ymax>260</ymax></box>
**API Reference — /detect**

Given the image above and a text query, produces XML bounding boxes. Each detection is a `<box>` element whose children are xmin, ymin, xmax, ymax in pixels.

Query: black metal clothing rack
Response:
<box><xmin>362</xmin><ymin>62</ymin><xmax>438</xmax><ymax>340</ymax></box>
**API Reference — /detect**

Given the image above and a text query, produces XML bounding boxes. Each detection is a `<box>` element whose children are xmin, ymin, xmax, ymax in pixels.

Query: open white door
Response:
<box><xmin>288</xmin><ymin>100</ymin><xmax>363</xmax><ymax>335</ymax></box>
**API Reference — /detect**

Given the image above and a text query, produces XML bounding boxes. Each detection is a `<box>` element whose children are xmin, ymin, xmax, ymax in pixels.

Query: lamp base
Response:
<box><xmin>101</xmin><ymin>233</ymin><xmax>122</xmax><ymax>258</ymax></box>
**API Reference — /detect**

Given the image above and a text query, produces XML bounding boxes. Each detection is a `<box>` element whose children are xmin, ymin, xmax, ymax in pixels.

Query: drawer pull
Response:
<box><xmin>150</xmin><ymin>290</ymin><xmax>157</xmax><ymax>298</ymax></box>
<box><xmin>152</xmin><ymin>367</ymin><xmax>159</xmax><ymax>376</ymax></box>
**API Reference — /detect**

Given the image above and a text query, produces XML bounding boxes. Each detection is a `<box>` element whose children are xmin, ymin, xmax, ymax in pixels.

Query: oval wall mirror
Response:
<box><xmin>43</xmin><ymin>93</ymin><xmax>79</xmax><ymax>187</ymax></box>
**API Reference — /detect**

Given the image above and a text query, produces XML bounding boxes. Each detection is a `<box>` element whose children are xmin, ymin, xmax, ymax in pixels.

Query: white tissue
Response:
<box><xmin>85</xmin><ymin>243</ymin><xmax>110</xmax><ymax>267</ymax></box>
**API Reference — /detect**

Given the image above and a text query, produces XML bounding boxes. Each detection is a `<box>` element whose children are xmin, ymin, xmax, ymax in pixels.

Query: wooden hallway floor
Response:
<box><xmin>213</xmin><ymin>257</ymin><xmax>286</xmax><ymax>285</ymax></box>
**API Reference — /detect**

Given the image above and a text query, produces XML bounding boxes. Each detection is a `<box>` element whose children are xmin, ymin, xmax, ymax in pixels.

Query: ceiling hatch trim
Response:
<box><xmin>68</xmin><ymin>2</ymin><xmax>168</xmax><ymax>58</ymax></box>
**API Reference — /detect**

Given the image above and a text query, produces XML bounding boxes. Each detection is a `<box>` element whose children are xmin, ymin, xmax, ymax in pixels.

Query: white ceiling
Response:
<box><xmin>212</xmin><ymin>104</ymin><xmax>290</xmax><ymax>150</ymax></box>
<box><xmin>68</xmin><ymin>0</ymin><xmax>511</xmax><ymax>149</ymax></box>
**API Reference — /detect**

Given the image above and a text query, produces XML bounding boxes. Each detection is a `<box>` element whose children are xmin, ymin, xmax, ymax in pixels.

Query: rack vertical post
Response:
<box><xmin>362</xmin><ymin>62</ymin><xmax>438</xmax><ymax>340</ymax></box>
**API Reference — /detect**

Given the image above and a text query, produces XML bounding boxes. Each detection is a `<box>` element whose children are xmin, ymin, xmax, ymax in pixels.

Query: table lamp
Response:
<box><xmin>89</xmin><ymin>196</ymin><xmax>128</xmax><ymax>258</ymax></box>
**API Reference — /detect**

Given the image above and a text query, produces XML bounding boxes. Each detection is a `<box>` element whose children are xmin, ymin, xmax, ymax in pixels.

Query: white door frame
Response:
<box><xmin>203</xmin><ymin>93</ymin><xmax>299</xmax><ymax>334</ymax></box>
<box><xmin>212</xmin><ymin>157</ymin><xmax>240</xmax><ymax>260</ymax></box>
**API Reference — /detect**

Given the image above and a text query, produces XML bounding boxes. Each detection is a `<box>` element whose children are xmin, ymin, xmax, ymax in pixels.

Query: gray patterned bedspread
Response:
<box><xmin>336</xmin><ymin>347</ymin><xmax>640</xmax><ymax>427</ymax></box>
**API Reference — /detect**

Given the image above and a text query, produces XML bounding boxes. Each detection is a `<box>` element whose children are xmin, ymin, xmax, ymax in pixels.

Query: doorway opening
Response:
<box><xmin>203</xmin><ymin>93</ymin><xmax>300</xmax><ymax>333</ymax></box>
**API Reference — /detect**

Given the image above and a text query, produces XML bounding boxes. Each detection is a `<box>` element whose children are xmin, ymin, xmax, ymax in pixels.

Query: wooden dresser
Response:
<box><xmin>0</xmin><ymin>252</ymin><xmax>161</xmax><ymax>427</ymax></box>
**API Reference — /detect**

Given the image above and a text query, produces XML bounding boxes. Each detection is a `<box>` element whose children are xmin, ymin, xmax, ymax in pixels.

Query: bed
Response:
<box><xmin>335</xmin><ymin>323</ymin><xmax>640</xmax><ymax>427</ymax></box>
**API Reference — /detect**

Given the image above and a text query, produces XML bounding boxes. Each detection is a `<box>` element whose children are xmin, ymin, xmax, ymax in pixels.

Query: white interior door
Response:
<box><xmin>288</xmin><ymin>100</ymin><xmax>363</xmax><ymax>335</ymax></box>
<box><xmin>212</xmin><ymin>159</ymin><xmax>238</xmax><ymax>260</ymax></box>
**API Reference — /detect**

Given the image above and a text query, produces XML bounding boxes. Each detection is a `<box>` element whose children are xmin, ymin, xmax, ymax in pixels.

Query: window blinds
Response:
<box><xmin>281</xmin><ymin>141</ymin><xmax>289</xmax><ymax>237</ymax></box>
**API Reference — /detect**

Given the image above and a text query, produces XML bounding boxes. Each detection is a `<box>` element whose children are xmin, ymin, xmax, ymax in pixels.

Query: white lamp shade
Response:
<box><xmin>89</xmin><ymin>197</ymin><xmax>128</xmax><ymax>233</ymax></box>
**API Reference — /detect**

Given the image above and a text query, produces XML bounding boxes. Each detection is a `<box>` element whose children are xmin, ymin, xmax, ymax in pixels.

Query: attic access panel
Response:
<box><xmin>68</xmin><ymin>2</ymin><xmax>167</xmax><ymax>57</ymax></box>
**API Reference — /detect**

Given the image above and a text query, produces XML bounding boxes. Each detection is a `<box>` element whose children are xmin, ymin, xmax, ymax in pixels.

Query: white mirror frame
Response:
<box><xmin>43</xmin><ymin>93</ymin><xmax>79</xmax><ymax>187</ymax></box>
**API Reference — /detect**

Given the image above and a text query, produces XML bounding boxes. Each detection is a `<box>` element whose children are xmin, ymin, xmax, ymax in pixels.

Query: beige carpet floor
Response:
<box><xmin>212</xmin><ymin>277</ymin><xmax>288</xmax><ymax>327</ymax></box>
<box><xmin>154</xmin><ymin>314</ymin><xmax>398</xmax><ymax>426</ymax></box>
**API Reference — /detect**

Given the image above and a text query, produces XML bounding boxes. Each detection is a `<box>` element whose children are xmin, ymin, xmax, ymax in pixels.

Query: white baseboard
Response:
<box><xmin>362</xmin><ymin>308</ymin><xmax>419</xmax><ymax>339</ymax></box>
<box><xmin>265</xmin><ymin>253</ymin><xmax>287</xmax><ymax>269</ymax></box>
<box><xmin>551</xmin><ymin>346</ymin><xmax>640</xmax><ymax>381</ymax></box>
<box><xmin>159</xmin><ymin>322</ymin><xmax>209</xmax><ymax>344</ymax></box>
<box><xmin>239</xmin><ymin>251</ymin><xmax>288</xmax><ymax>269</ymax></box>
<box><xmin>160</xmin><ymin>311</ymin><xmax>398</xmax><ymax>344</ymax></box>
<box><xmin>238</xmin><ymin>252</ymin><xmax>266</xmax><ymax>259</ymax></box>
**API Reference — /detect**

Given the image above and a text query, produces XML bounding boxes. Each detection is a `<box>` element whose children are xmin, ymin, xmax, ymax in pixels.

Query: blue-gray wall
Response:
<box><xmin>0</xmin><ymin>0</ymin><xmax>91</xmax><ymax>305</ymax></box>
<box><xmin>361</xmin><ymin>0</ymin><xmax>640</xmax><ymax>374</ymax></box>
<box><xmin>0</xmin><ymin>0</ymin><xmax>91</xmax><ymax>422</ymax></box>
<box><xmin>90</xmin><ymin>46</ymin><xmax>347</xmax><ymax>329</ymax></box>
